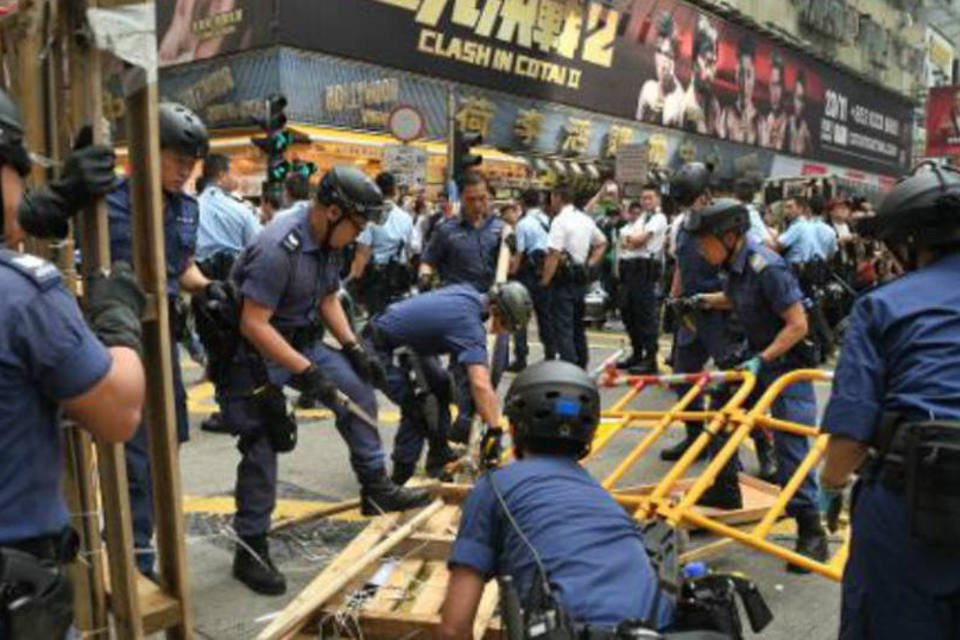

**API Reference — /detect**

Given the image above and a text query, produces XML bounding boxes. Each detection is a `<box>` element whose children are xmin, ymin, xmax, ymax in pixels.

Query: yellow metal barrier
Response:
<box><xmin>591</xmin><ymin>366</ymin><xmax>848</xmax><ymax>582</ymax></box>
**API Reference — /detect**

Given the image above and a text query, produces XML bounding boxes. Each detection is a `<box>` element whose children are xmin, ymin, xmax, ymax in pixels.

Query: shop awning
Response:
<box><xmin>551</xmin><ymin>159</ymin><xmax>567</xmax><ymax>175</ymax></box>
<box><xmin>584</xmin><ymin>163</ymin><xmax>600</xmax><ymax>179</ymax></box>
<box><xmin>567</xmin><ymin>161</ymin><xmax>584</xmax><ymax>176</ymax></box>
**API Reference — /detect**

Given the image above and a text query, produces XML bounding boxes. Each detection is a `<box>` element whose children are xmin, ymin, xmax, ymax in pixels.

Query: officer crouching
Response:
<box><xmin>2</xmin><ymin>87</ymin><xmax>147</xmax><ymax>638</ymax></box>
<box><xmin>819</xmin><ymin>163</ymin><xmax>960</xmax><ymax>639</ymax></box>
<box><xmin>365</xmin><ymin>281</ymin><xmax>533</xmax><ymax>484</ymax></box>
<box><xmin>438</xmin><ymin>361</ymin><xmax>674</xmax><ymax>638</ymax></box>
<box><xmin>221</xmin><ymin>166</ymin><xmax>431</xmax><ymax>595</ymax></box>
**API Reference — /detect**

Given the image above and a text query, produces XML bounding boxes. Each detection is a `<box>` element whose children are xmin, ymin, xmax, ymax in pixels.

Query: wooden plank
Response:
<box><xmin>260</xmin><ymin>503</ymin><xmax>443</xmax><ymax>640</ymax></box>
<box><xmin>408</xmin><ymin>560</ymin><xmax>449</xmax><ymax>615</ymax></box>
<box><xmin>393</xmin><ymin>533</ymin><xmax>455</xmax><ymax>562</ymax></box>
<box><xmin>270</xmin><ymin>498</ymin><xmax>362</xmax><ymax>533</ymax></box>
<box><xmin>365</xmin><ymin>558</ymin><xmax>425</xmax><ymax>613</ymax></box>
<box><xmin>123</xmin><ymin>67</ymin><xmax>193</xmax><ymax>640</ymax></box>
<box><xmin>329</xmin><ymin>610</ymin><xmax>440</xmax><ymax>640</ymax></box>
<box><xmin>138</xmin><ymin>574</ymin><xmax>182</xmax><ymax>635</ymax></box>
<box><xmin>472</xmin><ymin>581</ymin><xmax>500</xmax><ymax>640</ymax></box>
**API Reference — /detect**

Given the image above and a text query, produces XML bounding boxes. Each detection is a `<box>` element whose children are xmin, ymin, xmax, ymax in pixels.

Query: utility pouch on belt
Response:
<box><xmin>901</xmin><ymin>422</ymin><xmax>960</xmax><ymax>550</ymax></box>
<box><xmin>396</xmin><ymin>347</ymin><xmax>440</xmax><ymax>438</ymax></box>
<box><xmin>0</xmin><ymin>547</ymin><xmax>74</xmax><ymax>640</ymax></box>
<box><xmin>254</xmin><ymin>384</ymin><xmax>298</xmax><ymax>453</ymax></box>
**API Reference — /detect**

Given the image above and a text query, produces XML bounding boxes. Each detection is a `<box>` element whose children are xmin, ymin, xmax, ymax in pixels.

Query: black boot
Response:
<box><xmin>233</xmin><ymin>535</ymin><xmax>286</xmax><ymax>595</ymax></box>
<box><xmin>788</xmin><ymin>512</ymin><xmax>829</xmax><ymax>574</ymax></box>
<box><xmin>755</xmin><ymin>436</ymin><xmax>778</xmax><ymax>483</ymax></box>
<box><xmin>361</xmin><ymin>472</ymin><xmax>433</xmax><ymax>516</ymax></box>
<box><xmin>425</xmin><ymin>444</ymin><xmax>459</xmax><ymax>481</ymax></box>
<box><xmin>391</xmin><ymin>462</ymin><xmax>416</xmax><ymax>486</ymax></box>
<box><xmin>628</xmin><ymin>355</ymin><xmax>659</xmax><ymax>375</ymax></box>
<box><xmin>660</xmin><ymin>434</ymin><xmax>707</xmax><ymax>462</ymax></box>
<box><xmin>200</xmin><ymin>411</ymin><xmax>232</xmax><ymax>434</ymax></box>
<box><xmin>696</xmin><ymin>473</ymin><xmax>743</xmax><ymax>511</ymax></box>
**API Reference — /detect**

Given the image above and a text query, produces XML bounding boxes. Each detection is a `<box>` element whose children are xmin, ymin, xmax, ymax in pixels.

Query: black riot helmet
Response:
<box><xmin>489</xmin><ymin>281</ymin><xmax>533</xmax><ymax>332</ymax></box>
<box><xmin>684</xmin><ymin>197</ymin><xmax>750</xmax><ymax>237</ymax></box>
<box><xmin>670</xmin><ymin>162</ymin><xmax>711</xmax><ymax>207</ymax></box>
<box><xmin>158</xmin><ymin>102</ymin><xmax>209</xmax><ymax>159</ymax></box>
<box><xmin>0</xmin><ymin>88</ymin><xmax>31</xmax><ymax>176</ymax></box>
<box><xmin>504</xmin><ymin>360</ymin><xmax>601</xmax><ymax>459</ymax></box>
<box><xmin>857</xmin><ymin>162</ymin><xmax>960</xmax><ymax>249</ymax></box>
<box><xmin>316</xmin><ymin>165</ymin><xmax>385</xmax><ymax>225</ymax></box>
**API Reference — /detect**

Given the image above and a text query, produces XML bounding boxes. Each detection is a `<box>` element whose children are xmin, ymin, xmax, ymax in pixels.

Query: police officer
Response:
<box><xmin>348</xmin><ymin>172</ymin><xmax>414</xmax><ymax>315</ymax></box>
<box><xmin>224</xmin><ymin>166</ymin><xmax>430</xmax><ymax>595</ymax></box>
<box><xmin>196</xmin><ymin>153</ymin><xmax>261</xmax><ymax>278</ymax></box>
<box><xmin>438</xmin><ymin>360</ymin><xmax>674</xmax><ymax>638</ymax></box>
<box><xmin>420</xmin><ymin>172</ymin><xmax>504</xmax><ymax>441</ymax></box>
<box><xmin>616</xmin><ymin>187</ymin><xmax>668</xmax><ymax>374</ymax></box>
<box><xmin>665</xmin><ymin>163</ymin><xmax>764</xmax><ymax>470</ymax></box>
<box><xmin>509</xmin><ymin>189</ymin><xmax>553</xmax><ymax>368</ymax></box>
<box><xmin>106</xmin><ymin>102</ymin><xmax>212</xmax><ymax>577</ymax></box>
<box><xmin>541</xmin><ymin>183</ymin><xmax>607</xmax><ymax>369</ymax></box>
<box><xmin>1</xmin><ymin>87</ymin><xmax>147</xmax><ymax>638</ymax></box>
<box><xmin>774</xmin><ymin>195</ymin><xmax>820</xmax><ymax>265</ymax></box>
<box><xmin>819</xmin><ymin>164</ymin><xmax>960</xmax><ymax>639</ymax></box>
<box><xmin>366</xmin><ymin>281</ymin><xmax>532</xmax><ymax>485</ymax></box>
<box><xmin>685</xmin><ymin>198</ymin><xmax>828</xmax><ymax>570</ymax></box>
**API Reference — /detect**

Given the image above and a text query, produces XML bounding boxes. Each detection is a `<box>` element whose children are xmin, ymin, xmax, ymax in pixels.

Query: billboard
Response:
<box><xmin>284</xmin><ymin>0</ymin><xmax>913</xmax><ymax>175</ymax></box>
<box><xmin>925</xmin><ymin>86</ymin><xmax>960</xmax><ymax>157</ymax></box>
<box><xmin>157</xmin><ymin>0</ymin><xmax>275</xmax><ymax>68</ymax></box>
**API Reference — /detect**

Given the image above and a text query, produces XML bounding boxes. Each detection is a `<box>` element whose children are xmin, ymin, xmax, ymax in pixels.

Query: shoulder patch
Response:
<box><xmin>281</xmin><ymin>230</ymin><xmax>302</xmax><ymax>254</ymax></box>
<box><xmin>0</xmin><ymin>250</ymin><xmax>61</xmax><ymax>290</ymax></box>
<box><xmin>749</xmin><ymin>252</ymin><xmax>768</xmax><ymax>273</ymax></box>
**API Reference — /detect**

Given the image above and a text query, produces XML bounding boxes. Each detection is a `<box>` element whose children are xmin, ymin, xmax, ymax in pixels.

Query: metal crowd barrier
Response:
<box><xmin>590</xmin><ymin>365</ymin><xmax>848</xmax><ymax>582</ymax></box>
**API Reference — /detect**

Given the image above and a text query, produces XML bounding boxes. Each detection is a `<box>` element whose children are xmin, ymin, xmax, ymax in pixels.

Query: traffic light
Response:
<box><xmin>267</xmin><ymin>157</ymin><xmax>291</xmax><ymax>182</ymax></box>
<box><xmin>291</xmin><ymin>159</ymin><xmax>317</xmax><ymax>180</ymax></box>
<box><xmin>453</xmin><ymin>130</ymin><xmax>483</xmax><ymax>188</ymax></box>
<box><xmin>251</xmin><ymin>94</ymin><xmax>292</xmax><ymax>186</ymax></box>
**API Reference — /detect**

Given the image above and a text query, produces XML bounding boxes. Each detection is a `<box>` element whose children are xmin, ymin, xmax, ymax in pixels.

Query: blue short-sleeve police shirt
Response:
<box><xmin>724</xmin><ymin>240</ymin><xmax>804</xmax><ymax>352</ymax></box>
<box><xmin>231</xmin><ymin>202</ymin><xmax>340</xmax><ymax>329</ymax></box>
<box><xmin>676</xmin><ymin>226</ymin><xmax>723</xmax><ymax>295</ymax></box>
<box><xmin>422</xmin><ymin>214</ymin><xmax>503</xmax><ymax>291</ymax></box>
<box><xmin>0</xmin><ymin>254</ymin><xmax>112</xmax><ymax>542</ymax></box>
<box><xmin>822</xmin><ymin>253</ymin><xmax>960</xmax><ymax>442</ymax></box>
<box><xmin>371</xmin><ymin>285</ymin><xmax>488</xmax><ymax>366</ymax></box>
<box><xmin>450</xmin><ymin>456</ymin><xmax>673</xmax><ymax>628</ymax></box>
<box><xmin>107</xmin><ymin>179</ymin><xmax>199</xmax><ymax>297</ymax></box>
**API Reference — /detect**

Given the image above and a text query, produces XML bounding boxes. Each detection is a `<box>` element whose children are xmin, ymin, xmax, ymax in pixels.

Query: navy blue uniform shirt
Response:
<box><xmin>371</xmin><ymin>285</ymin><xmax>488</xmax><ymax>366</ymax></box>
<box><xmin>723</xmin><ymin>238</ymin><xmax>804</xmax><ymax>355</ymax></box>
<box><xmin>450</xmin><ymin>456</ymin><xmax>674</xmax><ymax>629</ymax></box>
<box><xmin>0</xmin><ymin>252</ymin><xmax>112</xmax><ymax>543</ymax></box>
<box><xmin>422</xmin><ymin>214</ymin><xmax>503</xmax><ymax>292</ymax></box>
<box><xmin>107</xmin><ymin>179</ymin><xmax>198</xmax><ymax>297</ymax></box>
<box><xmin>231</xmin><ymin>201</ymin><xmax>340</xmax><ymax>330</ymax></box>
<box><xmin>676</xmin><ymin>225</ymin><xmax>723</xmax><ymax>295</ymax></box>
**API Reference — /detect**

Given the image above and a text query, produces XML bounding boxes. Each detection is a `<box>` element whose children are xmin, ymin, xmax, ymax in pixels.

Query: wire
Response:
<box><xmin>487</xmin><ymin>470</ymin><xmax>554</xmax><ymax>596</ymax></box>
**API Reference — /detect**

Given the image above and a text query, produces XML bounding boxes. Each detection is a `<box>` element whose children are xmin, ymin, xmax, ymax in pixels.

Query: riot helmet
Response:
<box><xmin>504</xmin><ymin>360</ymin><xmax>601</xmax><ymax>459</ymax></box>
<box><xmin>317</xmin><ymin>165</ymin><xmax>385</xmax><ymax>225</ymax></box>
<box><xmin>684</xmin><ymin>197</ymin><xmax>750</xmax><ymax>237</ymax></box>
<box><xmin>489</xmin><ymin>281</ymin><xmax>533</xmax><ymax>332</ymax></box>
<box><xmin>0</xmin><ymin>88</ymin><xmax>30</xmax><ymax>176</ymax></box>
<box><xmin>159</xmin><ymin>102</ymin><xmax>209</xmax><ymax>159</ymax></box>
<box><xmin>670</xmin><ymin>162</ymin><xmax>711</xmax><ymax>207</ymax></box>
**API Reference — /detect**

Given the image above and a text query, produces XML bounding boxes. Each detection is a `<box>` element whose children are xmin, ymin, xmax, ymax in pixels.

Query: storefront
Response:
<box><xmin>154</xmin><ymin>0</ymin><xmax>915</xmax><ymax>196</ymax></box>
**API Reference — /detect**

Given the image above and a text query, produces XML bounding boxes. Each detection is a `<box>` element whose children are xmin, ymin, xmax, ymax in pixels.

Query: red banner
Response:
<box><xmin>926</xmin><ymin>86</ymin><xmax>960</xmax><ymax>157</ymax></box>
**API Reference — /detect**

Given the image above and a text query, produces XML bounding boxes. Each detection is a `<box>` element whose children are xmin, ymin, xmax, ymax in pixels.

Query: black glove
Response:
<box><xmin>504</xmin><ymin>233</ymin><xmax>517</xmax><ymax>255</ymax></box>
<box><xmin>17</xmin><ymin>128</ymin><xmax>118</xmax><ymax>239</ymax></box>
<box><xmin>416</xmin><ymin>272</ymin><xmax>434</xmax><ymax>292</ymax></box>
<box><xmin>480</xmin><ymin>426</ymin><xmax>504</xmax><ymax>470</ymax></box>
<box><xmin>85</xmin><ymin>262</ymin><xmax>146</xmax><ymax>353</ymax></box>
<box><xmin>291</xmin><ymin>364</ymin><xmax>338</xmax><ymax>407</ymax></box>
<box><xmin>344</xmin><ymin>341</ymin><xmax>387</xmax><ymax>390</ymax></box>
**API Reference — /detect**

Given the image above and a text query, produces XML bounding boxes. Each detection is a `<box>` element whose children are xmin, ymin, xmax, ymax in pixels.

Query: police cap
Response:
<box><xmin>317</xmin><ymin>165</ymin><xmax>385</xmax><ymax>225</ymax></box>
<box><xmin>504</xmin><ymin>360</ymin><xmax>600</xmax><ymax>458</ymax></box>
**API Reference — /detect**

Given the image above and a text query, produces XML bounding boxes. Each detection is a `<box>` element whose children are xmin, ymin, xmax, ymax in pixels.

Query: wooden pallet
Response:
<box><xmin>259</xmin><ymin>487</ymin><xmax>502</xmax><ymax>640</ymax></box>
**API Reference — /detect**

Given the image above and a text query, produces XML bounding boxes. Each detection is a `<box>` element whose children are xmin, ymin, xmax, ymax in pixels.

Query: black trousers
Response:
<box><xmin>619</xmin><ymin>260</ymin><xmax>661</xmax><ymax>359</ymax></box>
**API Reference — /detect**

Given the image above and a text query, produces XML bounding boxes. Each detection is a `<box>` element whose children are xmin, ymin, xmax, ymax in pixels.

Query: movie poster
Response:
<box><xmin>157</xmin><ymin>0</ymin><xmax>275</xmax><ymax>68</ymax></box>
<box><xmin>289</xmin><ymin>0</ymin><xmax>913</xmax><ymax>175</ymax></box>
<box><xmin>925</xmin><ymin>86</ymin><xmax>960</xmax><ymax>157</ymax></box>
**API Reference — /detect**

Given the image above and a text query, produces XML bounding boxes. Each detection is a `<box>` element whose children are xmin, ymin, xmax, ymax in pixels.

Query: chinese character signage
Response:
<box><xmin>283</xmin><ymin>0</ymin><xmax>913</xmax><ymax>175</ymax></box>
<box><xmin>926</xmin><ymin>86</ymin><xmax>960</xmax><ymax>157</ymax></box>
